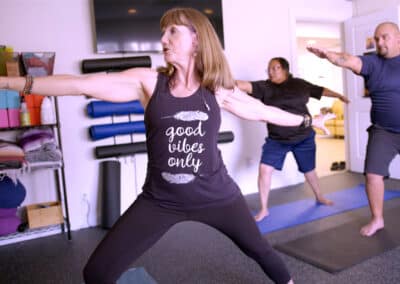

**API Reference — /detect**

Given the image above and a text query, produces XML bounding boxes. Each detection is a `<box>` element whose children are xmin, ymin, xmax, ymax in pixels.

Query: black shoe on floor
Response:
<box><xmin>330</xmin><ymin>162</ymin><xmax>339</xmax><ymax>171</ymax></box>
<box><xmin>339</xmin><ymin>161</ymin><xmax>346</xmax><ymax>170</ymax></box>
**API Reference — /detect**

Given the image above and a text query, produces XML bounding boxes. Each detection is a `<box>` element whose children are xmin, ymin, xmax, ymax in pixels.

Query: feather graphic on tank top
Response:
<box><xmin>162</xmin><ymin>111</ymin><xmax>209</xmax><ymax>121</ymax></box>
<box><xmin>161</xmin><ymin>172</ymin><xmax>195</xmax><ymax>184</ymax></box>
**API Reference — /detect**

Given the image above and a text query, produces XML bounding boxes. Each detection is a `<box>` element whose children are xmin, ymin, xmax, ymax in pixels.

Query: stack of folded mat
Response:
<box><xmin>0</xmin><ymin>140</ymin><xmax>25</xmax><ymax>170</ymax></box>
<box><xmin>17</xmin><ymin>128</ymin><xmax>62</xmax><ymax>169</ymax></box>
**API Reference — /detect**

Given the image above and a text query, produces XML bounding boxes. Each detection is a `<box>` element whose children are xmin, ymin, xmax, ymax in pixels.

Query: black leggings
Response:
<box><xmin>83</xmin><ymin>194</ymin><xmax>291</xmax><ymax>284</ymax></box>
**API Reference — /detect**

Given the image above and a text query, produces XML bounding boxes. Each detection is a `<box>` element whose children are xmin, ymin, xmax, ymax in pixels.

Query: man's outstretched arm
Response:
<box><xmin>307</xmin><ymin>47</ymin><xmax>363</xmax><ymax>74</ymax></box>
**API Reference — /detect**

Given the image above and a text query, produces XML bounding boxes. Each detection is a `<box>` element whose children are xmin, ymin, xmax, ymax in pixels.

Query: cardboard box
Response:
<box><xmin>6</xmin><ymin>60</ymin><xmax>22</xmax><ymax>76</ymax></box>
<box><xmin>26</xmin><ymin>201</ymin><xmax>63</xmax><ymax>229</ymax></box>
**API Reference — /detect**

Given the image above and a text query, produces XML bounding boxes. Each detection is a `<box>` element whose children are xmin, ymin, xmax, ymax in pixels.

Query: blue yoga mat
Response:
<box><xmin>87</xmin><ymin>100</ymin><xmax>144</xmax><ymax>118</ymax></box>
<box><xmin>89</xmin><ymin>121</ymin><xmax>146</xmax><ymax>140</ymax></box>
<box><xmin>256</xmin><ymin>184</ymin><xmax>400</xmax><ymax>234</ymax></box>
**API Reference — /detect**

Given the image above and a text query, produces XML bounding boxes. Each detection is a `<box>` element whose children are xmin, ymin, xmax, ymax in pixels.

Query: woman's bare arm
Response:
<box><xmin>216</xmin><ymin>87</ymin><xmax>305</xmax><ymax>126</ymax></box>
<box><xmin>0</xmin><ymin>68</ymin><xmax>158</xmax><ymax>104</ymax></box>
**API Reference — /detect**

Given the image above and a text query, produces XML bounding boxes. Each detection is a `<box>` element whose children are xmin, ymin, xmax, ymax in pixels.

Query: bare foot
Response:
<box><xmin>254</xmin><ymin>209</ymin><xmax>270</xmax><ymax>222</ymax></box>
<box><xmin>316</xmin><ymin>196</ymin><xmax>334</xmax><ymax>206</ymax></box>
<box><xmin>360</xmin><ymin>218</ymin><xmax>384</xmax><ymax>237</ymax></box>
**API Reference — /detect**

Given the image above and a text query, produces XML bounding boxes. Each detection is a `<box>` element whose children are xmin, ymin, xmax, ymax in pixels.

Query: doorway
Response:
<box><xmin>295</xmin><ymin>21</ymin><xmax>346</xmax><ymax>177</ymax></box>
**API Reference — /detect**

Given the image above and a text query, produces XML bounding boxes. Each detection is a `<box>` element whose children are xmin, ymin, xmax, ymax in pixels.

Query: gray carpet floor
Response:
<box><xmin>1</xmin><ymin>172</ymin><xmax>400</xmax><ymax>284</ymax></box>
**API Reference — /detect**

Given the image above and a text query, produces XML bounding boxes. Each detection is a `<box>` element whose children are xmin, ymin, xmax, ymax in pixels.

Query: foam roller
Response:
<box><xmin>89</xmin><ymin>121</ymin><xmax>146</xmax><ymax>140</ymax></box>
<box><xmin>87</xmin><ymin>100</ymin><xmax>144</xmax><ymax>118</ymax></box>
<box><xmin>217</xmin><ymin>131</ymin><xmax>234</xmax><ymax>143</ymax></box>
<box><xmin>95</xmin><ymin>141</ymin><xmax>147</xmax><ymax>159</ymax></box>
<box><xmin>100</xmin><ymin>160</ymin><xmax>120</xmax><ymax>229</ymax></box>
<box><xmin>94</xmin><ymin>131</ymin><xmax>235</xmax><ymax>159</ymax></box>
<box><xmin>81</xmin><ymin>56</ymin><xmax>151</xmax><ymax>73</ymax></box>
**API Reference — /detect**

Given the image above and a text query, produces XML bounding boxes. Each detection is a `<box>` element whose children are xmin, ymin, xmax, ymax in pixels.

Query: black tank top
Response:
<box><xmin>141</xmin><ymin>73</ymin><xmax>240</xmax><ymax>209</ymax></box>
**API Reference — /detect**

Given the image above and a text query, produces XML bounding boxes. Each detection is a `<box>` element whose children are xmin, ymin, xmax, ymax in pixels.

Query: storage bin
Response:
<box><xmin>26</xmin><ymin>201</ymin><xmax>63</xmax><ymax>229</ymax></box>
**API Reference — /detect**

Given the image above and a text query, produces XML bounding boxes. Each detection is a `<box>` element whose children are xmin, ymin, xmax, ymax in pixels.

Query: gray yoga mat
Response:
<box><xmin>275</xmin><ymin>205</ymin><xmax>400</xmax><ymax>273</ymax></box>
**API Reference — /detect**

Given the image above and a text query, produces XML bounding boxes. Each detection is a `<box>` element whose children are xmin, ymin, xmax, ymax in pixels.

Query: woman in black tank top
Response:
<box><xmin>1</xmin><ymin>7</ymin><xmax>334</xmax><ymax>284</ymax></box>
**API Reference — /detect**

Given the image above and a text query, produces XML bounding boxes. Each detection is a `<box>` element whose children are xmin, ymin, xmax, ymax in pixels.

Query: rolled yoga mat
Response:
<box><xmin>100</xmin><ymin>160</ymin><xmax>121</xmax><ymax>229</ymax></box>
<box><xmin>81</xmin><ymin>56</ymin><xmax>151</xmax><ymax>73</ymax></box>
<box><xmin>96</xmin><ymin>141</ymin><xmax>147</xmax><ymax>159</ymax></box>
<box><xmin>95</xmin><ymin>131</ymin><xmax>235</xmax><ymax>159</ymax></box>
<box><xmin>89</xmin><ymin>121</ymin><xmax>146</xmax><ymax>140</ymax></box>
<box><xmin>87</xmin><ymin>100</ymin><xmax>144</xmax><ymax>118</ymax></box>
<box><xmin>216</xmin><ymin>130</ymin><xmax>234</xmax><ymax>143</ymax></box>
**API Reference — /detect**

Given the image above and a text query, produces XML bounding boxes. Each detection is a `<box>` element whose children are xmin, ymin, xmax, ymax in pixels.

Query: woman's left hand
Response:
<box><xmin>313</xmin><ymin>112</ymin><xmax>336</xmax><ymax>135</ymax></box>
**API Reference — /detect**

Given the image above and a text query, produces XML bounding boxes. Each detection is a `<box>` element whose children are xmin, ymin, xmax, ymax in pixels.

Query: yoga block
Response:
<box><xmin>26</xmin><ymin>201</ymin><xmax>63</xmax><ymax>229</ymax></box>
<box><xmin>7</xmin><ymin>108</ymin><xmax>19</xmax><ymax>127</ymax></box>
<box><xmin>6</xmin><ymin>90</ymin><xmax>20</xmax><ymax>109</ymax></box>
<box><xmin>0</xmin><ymin>109</ymin><xmax>9</xmax><ymax>128</ymax></box>
<box><xmin>0</xmin><ymin>90</ymin><xmax>7</xmax><ymax>108</ymax></box>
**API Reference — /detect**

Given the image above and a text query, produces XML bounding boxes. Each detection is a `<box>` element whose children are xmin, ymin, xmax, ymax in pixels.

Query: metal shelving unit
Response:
<box><xmin>0</xmin><ymin>96</ymin><xmax>71</xmax><ymax>242</ymax></box>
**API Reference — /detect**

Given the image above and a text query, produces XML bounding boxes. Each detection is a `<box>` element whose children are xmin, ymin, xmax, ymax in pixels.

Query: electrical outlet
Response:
<box><xmin>81</xmin><ymin>193</ymin><xmax>91</xmax><ymax>227</ymax></box>
<box><xmin>82</xmin><ymin>193</ymin><xmax>88</xmax><ymax>202</ymax></box>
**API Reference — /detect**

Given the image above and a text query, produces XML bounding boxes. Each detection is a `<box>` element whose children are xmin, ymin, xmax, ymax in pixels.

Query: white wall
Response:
<box><xmin>352</xmin><ymin>0</ymin><xmax>400</xmax><ymax>16</ymax></box>
<box><xmin>0</xmin><ymin>0</ymin><xmax>352</xmax><ymax>230</ymax></box>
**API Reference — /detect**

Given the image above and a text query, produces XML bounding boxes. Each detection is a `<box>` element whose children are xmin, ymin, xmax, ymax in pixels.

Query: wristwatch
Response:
<box><xmin>300</xmin><ymin>114</ymin><xmax>312</xmax><ymax>128</ymax></box>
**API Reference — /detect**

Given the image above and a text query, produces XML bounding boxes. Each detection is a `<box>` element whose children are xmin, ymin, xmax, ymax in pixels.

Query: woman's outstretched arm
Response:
<box><xmin>0</xmin><ymin>68</ymin><xmax>158</xmax><ymax>103</ymax></box>
<box><xmin>216</xmin><ymin>86</ymin><xmax>332</xmax><ymax>133</ymax></box>
<box><xmin>217</xmin><ymin>87</ymin><xmax>306</xmax><ymax>126</ymax></box>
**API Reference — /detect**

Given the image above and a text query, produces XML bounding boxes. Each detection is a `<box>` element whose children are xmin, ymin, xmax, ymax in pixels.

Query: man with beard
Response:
<box><xmin>308</xmin><ymin>22</ymin><xmax>400</xmax><ymax>237</ymax></box>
